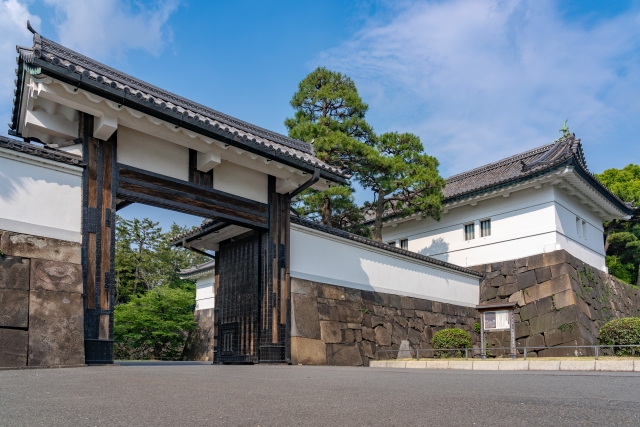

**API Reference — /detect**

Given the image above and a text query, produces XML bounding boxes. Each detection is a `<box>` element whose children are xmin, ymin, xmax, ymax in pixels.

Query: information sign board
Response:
<box><xmin>483</xmin><ymin>310</ymin><xmax>510</xmax><ymax>330</ymax></box>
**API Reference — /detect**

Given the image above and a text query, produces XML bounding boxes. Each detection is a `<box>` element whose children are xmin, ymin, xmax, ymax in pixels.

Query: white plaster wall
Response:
<box><xmin>213</xmin><ymin>160</ymin><xmax>268</xmax><ymax>203</ymax></box>
<box><xmin>383</xmin><ymin>186</ymin><xmax>558</xmax><ymax>266</ymax></box>
<box><xmin>195</xmin><ymin>273</ymin><xmax>215</xmax><ymax>311</ymax></box>
<box><xmin>290</xmin><ymin>225</ymin><xmax>480</xmax><ymax>307</ymax></box>
<box><xmin>117</xmin><ymin>125</ymin><xmax>189</xmax><ymax>181</ymax></box>
<box><xmin>0</xmin><ymin>148</ymin><xmax>82</xmax><ymax>242</ymax></box>
<box><xmin>380</xmin><ymin>185</ymin><xmax>608</xmax><ymax>270</ymax></box>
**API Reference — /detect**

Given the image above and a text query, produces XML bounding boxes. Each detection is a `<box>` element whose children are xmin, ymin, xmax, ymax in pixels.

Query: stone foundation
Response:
<box><xmin>182</xmin><ymin>308</ymin><xmax>216</xmax><ymax>361</ymax></box>
<box><xmin>290</xmin><ymin>278</ymin><xmax>479</xmax><ymax>366</ymax></box>
<box><xmin>473</xmin><ymin>250</ymin><xmax>640</xmax><ymax>357</ymax></box>
<box><xmin>0</xmin><ymin>230</ymin><xmax>84</xmax><ymax>367</ymax></box>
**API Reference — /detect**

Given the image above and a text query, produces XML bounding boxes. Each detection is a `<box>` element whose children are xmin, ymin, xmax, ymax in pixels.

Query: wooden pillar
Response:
<box><xmin>259</xmin><ymin>176</ymin><xmax>290</xmax><ymax>363</ymax></box>
<box><xmin>81</xmin><ymin>112</ymin><xmax>116</xmax><ymax>364</ymax></box>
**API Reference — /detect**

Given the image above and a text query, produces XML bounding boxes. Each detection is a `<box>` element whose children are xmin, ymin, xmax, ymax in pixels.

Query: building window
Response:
<box><xmin>576</xmin><ymin>216</ymin><xmax>582</xmax><ymax>238</ymax></box>
<box><xmin>582</xmin><ymin>220</ymin><xmax>587</xmax><ymax>240</ymax></box>
<box><xmin>400</xmin><ymin>239</ymin><xmax>408</xmax><ymax>250</ymax></box>
<box><xmin>480</xmin><ymin>219</ymin><xmax>491</xmax><ymax>237</ymax></box>
<box><xmin>464</xmin><ymin>223</ymin><xmax>475</xmax><ymax>241</ymax></box>
<box><xmin>388</xmin><ymin>241</ymin><xmax>396</xmax><ymax>247</ymax></box>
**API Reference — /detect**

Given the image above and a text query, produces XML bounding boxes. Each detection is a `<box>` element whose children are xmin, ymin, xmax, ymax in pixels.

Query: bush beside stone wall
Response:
<box><xmin>0</xmin><ymin>230</ymin><xmax>85</xmax><ymax>367</ymax></box>
<box><xmin>472</xmin><ymin>250</ymin><xmax>640</xmax><ymax>357</ymax></box>
<box><xmin>290</xmin><ymin>278</ymin><xmax>479</xmax><ymax>366</ymax></box>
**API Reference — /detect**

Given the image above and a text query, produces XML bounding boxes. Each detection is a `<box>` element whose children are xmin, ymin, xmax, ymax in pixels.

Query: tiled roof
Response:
<box><xmin>443</xmin><ymin>134</ymin><xmax>630</xmax><ymax>211</ymax></box>
<box><xmin>171</xmin><ymin>219</ymin><xmax>219</xmax><ymax>245</ymax></box>
<box><xmin>364</xmin><ymin>134</ymin><xmax>632</xmax><ymax>223</ymax></box>
<box><xmin>291</xmin><ymin>216</ymin><xmax>483</xmax><ymax>277</ymax></box>
<box><xmin>444</xmin><ymin>135</ymin><xmax>579</xmax><ymax>200</ymax></box>
<box><xmin>11</xmin><ymin>24</ymin><xmax>348</xmax><ymax>181</ymax></box>
<box><xmin>0</xmin><ymin>135</ymin><xmax>84</xmax><ymax>166</ymax></box>
<box><xmin>178</xmin><ymin>259</ymin><xmax>216</xmax><ymax>278</ymax></box>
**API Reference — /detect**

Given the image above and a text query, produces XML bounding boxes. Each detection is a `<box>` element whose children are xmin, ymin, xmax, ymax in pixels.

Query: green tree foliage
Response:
<box><xmin>599</xmin><ymin>317</ymin><xmax>640</xmax><ymax>355</ymax></box>
<box><xmin>114</xmin><ymin>286</ymin><xmax>197</xmax><ymax>360</ymax></box>
<box><xmin>431</xmin><ymin>328</ymin><xmax>472</xmax><ymax>358</ymax></box>
<box><xmin>293</xmin><ymin>186</ymin><xmax>371</xmax><ymax>237</ymax></box>
<box><xmin>358</xmin><ymin>132</ymin><xmax>445</xmax><ymax>241</ymax></box>
<box><xmin>285</xmin><ymin>67</ymin><xmax>372</xmax><ymax>233</ymax></box>
<box><xmin>595</xmin><ymin>164</ymin><xmax>640</xmax><ymax>286</ymax></box>
<box><xmin>115</xmin><ymin>217</ymin><xmax>207</xmax><ymax>304</ymax></box>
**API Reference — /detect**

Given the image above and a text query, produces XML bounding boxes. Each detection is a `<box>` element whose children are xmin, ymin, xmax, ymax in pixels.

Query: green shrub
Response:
<box><xmin>599</xmin><ymin>317</ymin><xmax>640</xmax><ymax>356</ymax></box>
<box><xmin>431</xmin><ymin>328</ymin><xmax>472</xmax><ymax>358</ymax></box>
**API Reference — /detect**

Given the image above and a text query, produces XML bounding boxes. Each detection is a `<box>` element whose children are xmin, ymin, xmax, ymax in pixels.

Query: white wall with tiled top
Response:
<box><xmin>380</xmin><ymin>185</ymin><xmax>607</xmax><ymax>270</ymax></box>
<box><xmin>194</xmin><ymin>273</ymin><xmax>215</xmax><ymax>311</ymax></box>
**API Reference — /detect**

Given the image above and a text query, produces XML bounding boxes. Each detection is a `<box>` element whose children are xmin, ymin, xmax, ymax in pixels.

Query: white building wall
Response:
<box><xmin>380</xmin><ymin>185</ymin><xmax>607</xmax><ymax>271</ymax></box>
<box><xmin>213</xmin><ymin>161</ymin><xmax>268</xmax><ymax>204</ymax></box>
<box><xmin>290</xmin><ymin>224</ymin><xmax>480</xmax><ymax>307</ymax></box>
<box><xmin>117</xmin><ymin>126</ymin><xmax>189</xmax><ymax>181</ymax></box>
<box><xmin>194</xmin><ymin>273</ymin><xmax>215</xmax><ymax>311</ymax></box>
<box><xmin>0</xmin><ymin>147</ymin><xmax>82</xmax><ymax>242</ymax></box>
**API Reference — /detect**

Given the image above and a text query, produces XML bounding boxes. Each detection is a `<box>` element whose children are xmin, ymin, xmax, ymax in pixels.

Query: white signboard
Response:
<box><xmin>483</xmin><ymin>310</ymin><xmax>510</xmax><ymax>330</ymax></box>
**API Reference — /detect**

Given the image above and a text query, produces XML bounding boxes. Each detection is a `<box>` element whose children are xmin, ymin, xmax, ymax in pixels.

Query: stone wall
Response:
<box><xmin>290</xmin><ymin>278</ymin><xmax>479</xmax><ymax>366</ymax></box>
<box><xmin>0</xmin><ymin>230</ymin><xmax>85</xmax><ymax>367</ymax></box>
<box><xmin>473</xmin><ymin>250</ymin><xmax>640</xmax><ymax>357</ymax></box>
<box><xmin>182</xmin><ymin>308</ymin><xmax>216</xmax><ymax>361</ymax></box>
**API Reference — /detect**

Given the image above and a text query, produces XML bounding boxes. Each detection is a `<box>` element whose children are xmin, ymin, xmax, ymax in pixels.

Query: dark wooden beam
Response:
<box><xmin>116</xmin><ymin>164</ymin><xmax>269</xmax><ymax>229</ymax></box>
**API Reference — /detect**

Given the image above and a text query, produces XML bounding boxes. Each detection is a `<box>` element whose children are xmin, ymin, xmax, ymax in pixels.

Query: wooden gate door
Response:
<box><xmin>215</xmin><ymin>234</ymin><xmax>261</xmax><ymax>363</ymax></box>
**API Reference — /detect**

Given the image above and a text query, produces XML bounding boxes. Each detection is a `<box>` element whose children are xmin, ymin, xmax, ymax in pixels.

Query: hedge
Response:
<box><xmin>599</xmin><ymin>317</ymin><xmax>640</xmax><ymax>356</ymax></box>
<box><xmin>431</xmin><ymin>328</ymin><xmax>472</xmax><ymax>358</ymax></box>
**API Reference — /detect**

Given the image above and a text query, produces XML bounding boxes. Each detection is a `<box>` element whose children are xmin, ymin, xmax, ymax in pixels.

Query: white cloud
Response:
<box><xmin>43</xmin><ymin>0</ymin><xmax>179</xmax><ymax>59</ymax></box>
<box><xmin>317</xmin><ymin>0</ymin><xmax>640</xmax><ymax>176</ymax></box>
<box><xmin>0</xmin><ymin>0</ymin><xmax>40</xmax><ymax>122</ymax></box>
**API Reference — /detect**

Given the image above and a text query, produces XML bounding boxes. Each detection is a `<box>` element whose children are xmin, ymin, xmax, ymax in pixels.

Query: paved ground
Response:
<box><xmin>1</xmin><ymin>363</ymin><xmax>639</xmax><ymax>426</ymax></box>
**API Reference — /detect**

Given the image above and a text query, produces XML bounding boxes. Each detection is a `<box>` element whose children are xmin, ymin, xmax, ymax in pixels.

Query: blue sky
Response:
<box><xmin>2</xmin><ymin>0</ymin><xmax>639</xmax><ymax>231</ymax></box>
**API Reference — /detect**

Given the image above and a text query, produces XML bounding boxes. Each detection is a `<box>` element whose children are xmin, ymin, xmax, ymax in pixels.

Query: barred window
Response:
<box><xmin>582</xmin><ymin>220</ymin><xmax>587</xmax><ymax>240</ymax></box>
<box><xmin>480</xmin><ymin>219</ymin><xmax>491</xmax><ymax>237</ymax></box>
<box><xmin>464</xmin><ymin>223</ymin><xmax>475</xmax><ymax>240</ymax></box>
<box><xmin>388</xmin><ymin>241</ymin><xmax>396</xmax><ymax>247</ymax></box>
<box><xmin>576</xmin><ymin>216</ymin><xmax>582</xmax><ymax>237</ymax></box>
<box><xmin>400</xmin><ymin>239</ymin><xmax>408</xmax><ymax>250</ymax></box>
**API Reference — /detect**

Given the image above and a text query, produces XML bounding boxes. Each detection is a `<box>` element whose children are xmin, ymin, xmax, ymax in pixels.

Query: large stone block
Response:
<box><xmin>527</xmin><ymin>254</ymin><xmax>545</xmax><ymax>271</ymax></box>
<box><xmin>497</xmin><ymin>282</ymin><xmax>518</xmax><ymax>298</ymax></box>
<box><xmin>519</xmin><ymin>303</ymin><xmax>538</xmax><ymax>321</ymax></box>
<box><xmin>421</xmin><ymin>311</ymin><xmax>446</xmax><ymax>327</ymax></box>
<box><xmin>0</xmin><ymin>328</ymin><xmax>28</xmax><ymax>367</ymax></box>
<box><xmin>400</xmin><ymin>296</ymin><xmax>415</xmax><ymax>310</ymax></box>
<box><xmin>515</xmin><ymin>322</ymin><xmax>530</xmax><ymax>339</ymax></box>
<box><xmin>523</xmin><ymin>274</ymin><xmax>573</xmax><ymax>304</ymax></box>
<box><xmin>375</xmin><ymin>325</ymin><xmax>391</xmax><ymax>346</ymax></box>
<box><xmin>0</xmin><ymin>289</ymin><xmax>29</xmax><ymax>328</ymax></box>
<box><xmin>517</xmin><ymin>270</ymin><xmax>537</xmax><ymax>290</ymax></box>
<box><xmin>490</xmin><ymin>275</ymin><xmax>506</xmax><ymax>288</ymax></box>
<box><xmin>0</xmin><ymin>256</ymin><xmax>30</xmax><ymax>290</ymax></box>
<box><xmin>480</xmin><ymin>285</ymin><xmax>498</xmax><ymax>301</ymax></box>
<box><xmin>543</xmin><ymin>250</ymin><xmax>571</xmax><ymax>267</ymax></box>
<box><xmin>362</xmin><ymin>326</ymin><xmax>376</xmax><ymax>341</ymax></box>
<box><xmin>326</xmin><ymin>343</ymin><xmax>363</xmax><ymax>366</ymax></box>
<box><xmin>408</xmin><ymin>327</ymin><xmax>422</xmax><ymax>345</ymax></box>
<box><xmin>535</xmin><ymin>267</ymin><xmax>552</xmax><ymax>283</ymax></box>
<box><xmin>391</xmin><ymin>321</ymin><xmax>406</xmax><ymax>345</ymax></box>
<box><xmin>501</xmin><ymin>261</ymin><xmax>515</xmax><ymax>275</ymax></box>
<box><xmin>30</xmin><ymin>259</ymin><xmax>82</xmax><ymax>294</ymax></box>
<box><xmin>535</xmin><ymin>296</ymin><xmax>555</xmax><ymax>316</ymax></box>
<box><xmin>414</xmin><ymin>298</ymin><xmax>432</xmax><ymax>312</ymax></box>
<box><xmin>549</xmin><ymin>263</ymin><xmax>576</xmax><ymax>279</ymax></box>
<box><xmin>28</xmin><ymin>290</ymin><xmax>84</xmax><ymax>366</ymax></box>
<box><xmin>318</xmin><ymin>283</ymin><xmax>345</xmax><ymax>300</ymax></box>
<box><xmin>1</xmin><ymin>233</ymin><xmax>81</xmax><ymax>264</ymax></box>
<box><xmin>317</xmin><ymin>302</ymin><xmax>338</xmax><ymax>321</ymax></box>
<box><xmin>544</xmin><ymin>328</ymin><xmax>563</xmax><ymax>347</ymax></box>
<box><xmin>525</xmin><ymin>333</ymin><xmax>545</xmax><ymax>350</ymax></box>
<box><xmin>291</xmin><ymin>278</ymin><xmax>317</xmax><ymax>296</ymax></box>
<box><xmin>292</xmin><ymin>293</ymin><xmax>321</xmax><ymax>340</ymax></box>
<box><xmin>359</xmin><ymin>341</ymin><xmax>376</xmax><ymax>359</ymax></box>
<box><xmin>336</xmin><ymin>304</ymin><xmax>363</xmax><ymax>323</ymax></box>
<box><xmin>291</xmin><ymin>337</ymin><xmax>326</xmax><ymax>365</ymax></box>
<box><xmin>319</xmin><ymin>321</ymin><xmax>342</xmax><ymax>343</ymax></box>
<box><xmin>528</xmin><ymin>306</ymin><xmax>585</xmax><ymax>336</ymax></box>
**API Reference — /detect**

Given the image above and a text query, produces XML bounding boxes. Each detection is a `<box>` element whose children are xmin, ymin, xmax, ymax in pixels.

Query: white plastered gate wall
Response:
<box><xmin>0</xmin><ymin>146</ymin><xmax>82</xmax><ymax>243</ymax></box>
<box><xmin>290</xmin><ymin>223</ymin><xmax>480</xmax><ymax>307</ymax></box>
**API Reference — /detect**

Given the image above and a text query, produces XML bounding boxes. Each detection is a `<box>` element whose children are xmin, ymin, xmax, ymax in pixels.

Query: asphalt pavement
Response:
<box><xmin>1</xmin><ymin>363</ymin><xmax>638</xmax><ymax>426</ymax></box>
